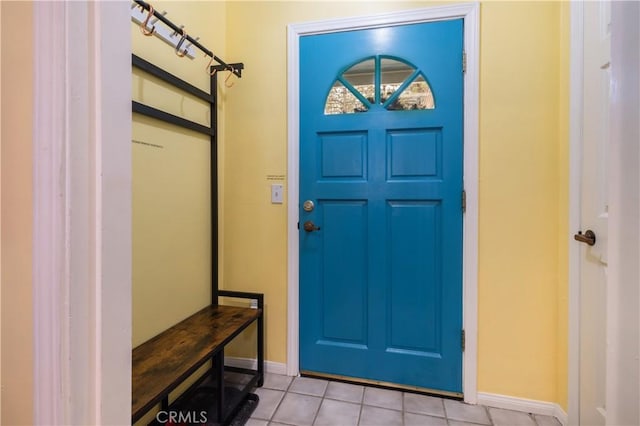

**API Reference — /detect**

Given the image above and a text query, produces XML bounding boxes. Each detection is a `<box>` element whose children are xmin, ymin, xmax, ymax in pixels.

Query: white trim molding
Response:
<box><xmin>33</xmin><ymin>3</ymin><xmax>69</xmax><ymax>422</ymax></box>
<box><xmin>32</xmin><ymin>2</ymin><xmax>131</xmax><ymax>424</ymax></box>
<box><xmin>286</xmin><ymin>2</ymin><xmax>480</xmax><ymax>402</ymax></box>
<box><xmin>567</xmin><ymin>2</ymin><xmax>584</xmax><ymax>425</ymax></box>
<box><xmin>225</xmin><ymin>357</ymin><xmax>288</xmax><ymax>376</ymax></box>
<box><xmin>478</xmin><ymin>393</ymin><xmax>568</xmax><ymax>426</ymax></box>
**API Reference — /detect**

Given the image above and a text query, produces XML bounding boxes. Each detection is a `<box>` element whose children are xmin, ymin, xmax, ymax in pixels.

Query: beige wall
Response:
<box><xmin>0</xmin><ymin>1</ymin><xmax>34</xmax><ymax>424</ymax></box>
<box><xmin>222</xmin><ymin>0</ymin><xmax>570</xmax><ymax>407</ymax></box>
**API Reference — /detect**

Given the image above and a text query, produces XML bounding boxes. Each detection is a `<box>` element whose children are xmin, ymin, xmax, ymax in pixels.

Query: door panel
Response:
<box><xmin>319</xmin><ymin>132</ymin><xmax>367</xmax><ymax>180</ymax></box>
<box><xmin>388</xmin><ymin>129</ymin><xmax>441</xmax><ymax>179</ymax></box>
<box><xmin>321</xmin><ymin>200</ymin><xmax>368</xmax><ymax>344</ymax></box>
<box><xmin>388</xmin><ymin>201</ymin><xmax>441</xmax><ymax>354</ymax></box>
<box><xmin>300</xmin><ymin>20</ymin><xmax>463</xmax><ymax>393</ymax></box>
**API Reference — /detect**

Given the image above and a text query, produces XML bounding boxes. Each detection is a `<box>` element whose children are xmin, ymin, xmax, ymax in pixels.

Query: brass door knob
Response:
<box><xmin>574</xmin><ymin>229</ymin><xmax>596</xmax><ymax>246</ymax></box>
<box><xmin>303</xmin><ymin>221</ymin><xmax>321</xmax><ymax>232</ymax></box>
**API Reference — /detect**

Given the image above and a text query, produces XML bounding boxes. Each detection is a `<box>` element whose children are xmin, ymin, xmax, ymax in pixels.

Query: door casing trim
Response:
<box><xmin>286</xmin><ymin>2</ymin><xmax>480</xmax><ymax>403</ymax></box>
<box><xmin>32</xmin><ymin>2</ymin><xmax>132</xmax><ymax>423</ymax></box>
<box><xmin>567</xmin><ymin>2</ymin><xmax>583</xmax><ymax>423</ymax></box>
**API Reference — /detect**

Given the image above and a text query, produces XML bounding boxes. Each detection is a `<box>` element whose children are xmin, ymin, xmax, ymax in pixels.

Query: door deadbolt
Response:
<box><xmin>303</xmin><ymin>200</ymin><xmax>315</xmax><ymax>212</ymax></box>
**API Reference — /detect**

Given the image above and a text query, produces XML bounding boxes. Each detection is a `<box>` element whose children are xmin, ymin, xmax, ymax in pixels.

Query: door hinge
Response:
<box><xmin>462</xmin><ymin>189</ymin><xmax>466</xmax><ymax>213</ymax></box>
<box><xmin>462</xmin><ymin>50</ymin><xmax>467</xmax><ymax>74</ymax></box>
<box><xmin>461</xmin><ymin>329</ymin><xmax>466</xmax><ymax>351</ymax></box>
<box><xmin>297</xmin><ymin>221</ymin><xmax>300</xmax><ymax>230</ymax></box>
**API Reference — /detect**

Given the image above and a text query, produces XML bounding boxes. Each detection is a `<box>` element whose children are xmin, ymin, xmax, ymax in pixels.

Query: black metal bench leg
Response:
<box><xmin>162</xmin><ymin>396</ymin><xmax>169</xmax><ymax>411</ymax></box>
<box><xmin>214</xmin><ymin>350</ymin><xmax>225</xmax><ymax>424</ymax></box>
<box><xmin>257</xmin><ymin>295</ymin><xmax>264</xmax><ymax>387</ymax></box>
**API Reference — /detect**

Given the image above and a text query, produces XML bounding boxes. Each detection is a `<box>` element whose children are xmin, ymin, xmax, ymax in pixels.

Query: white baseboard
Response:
<box><xmin>224</xmin><ymin>356</ymin><xmax>288</xmax><ymax>376</ymax></box>
<box><xmin>477</xmin><ymin>392</ymin><xmax>568</xmax><ymax>426</ymax></box>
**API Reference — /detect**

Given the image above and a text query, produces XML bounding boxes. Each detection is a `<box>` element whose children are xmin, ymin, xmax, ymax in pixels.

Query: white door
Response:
<box><xmin>606</xmin><ymin>1</ymin><xmax>640</xmax><ymax>424</ymax></box>
<box><xmin>577</xmin><ymin>1</ymin><xmax>611</xmax><ymax>425</ymax></box>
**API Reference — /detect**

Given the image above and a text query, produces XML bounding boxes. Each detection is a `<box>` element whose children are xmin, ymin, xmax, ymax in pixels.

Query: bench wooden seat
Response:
<box><xmin>132</xmin><ymin>293</ymin><xmax>264</xmax><ymax>424</ymax></box>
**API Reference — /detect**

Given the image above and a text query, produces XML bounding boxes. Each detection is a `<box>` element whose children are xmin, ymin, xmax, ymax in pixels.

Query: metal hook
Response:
<box><xmin>205</xmin><ymin>56</ymin><xmax>218</xmax><ymax>76</ymax></box>
<box><xmin>140</xmin><ymin>3</ymin><xmax>155</xmax><ymax>36</ymax></box>
<box><xmin>175</xmin><ymin>29</ymin><xmax>189</xmax><ymax>57</ymax></box>
<box><xmin>224</xmin><ymin>66</ymin><xmax>236</xmax><ymax>88</ymax></box>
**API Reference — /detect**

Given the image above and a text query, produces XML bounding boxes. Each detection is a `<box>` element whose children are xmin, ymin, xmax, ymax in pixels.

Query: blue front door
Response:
<box><xmin>299</xmin><ymin>20</ymin><xmax>464</xmax><ymax>394</ymax></box>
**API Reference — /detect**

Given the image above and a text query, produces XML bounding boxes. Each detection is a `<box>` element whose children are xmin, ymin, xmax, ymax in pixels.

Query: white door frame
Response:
<box><xmin>286</xmin><ymin>2</ymin><xmax>480</xmax><ymax>402</ymax></box>
<box><xmin>567</xmin><ymin>2</ymin><xmax>584</xmax><ymax>423</ymax></box>
<box><xmin>32</xmin><ymin>2</ymin><xmax>131</xmax><ymax>424</ymax></box>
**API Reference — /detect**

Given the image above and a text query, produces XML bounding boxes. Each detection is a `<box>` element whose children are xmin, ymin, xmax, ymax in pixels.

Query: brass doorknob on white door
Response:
<box><xmin>303</xmin><ymin>221</ymin><xmax>321</xmax><ymax>232</ymax></box>
<box><xmin>574</xmin><ymin>229</ymin><xmax>596</xmax><ymax>246</ymax></box>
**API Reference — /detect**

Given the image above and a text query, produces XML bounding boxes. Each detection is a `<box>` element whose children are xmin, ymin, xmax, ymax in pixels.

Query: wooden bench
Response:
<box><xmin>132</xmin><ymin>291</ymin><xmax>264</xmax><ymax>425</ymax></box>
<box><xmin>130</xmin><ymin>48</ymin><xmax>255</xmax><ymax>425</ymax></box>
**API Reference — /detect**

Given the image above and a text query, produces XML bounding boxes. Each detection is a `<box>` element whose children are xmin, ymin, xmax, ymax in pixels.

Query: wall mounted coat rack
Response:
<box><xmin>131</xmin><ymin>3</ymin><xmax>197</xmax><ymax>59</ymax></box>
<box><xmin>131</xmin><ymin>0</ymin><xmax>243</xmax><ymax>78</ymax></box>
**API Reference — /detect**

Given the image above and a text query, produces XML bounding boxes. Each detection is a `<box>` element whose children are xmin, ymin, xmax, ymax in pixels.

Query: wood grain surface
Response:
<box><xmin>132</xmin><ymin>304</ymin><xmax>261</xmax><ymax>420</ymax></box>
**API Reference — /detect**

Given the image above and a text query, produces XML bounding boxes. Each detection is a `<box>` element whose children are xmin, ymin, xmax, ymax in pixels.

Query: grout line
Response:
<box><xmin>310</xmin><ymin>379</ymin><xmax>329</xmax><ymax>426</ymax></box>
<box><xmin>484</xmin><ymin>404</ymin><xmax>494</xmax><ymax>426</ymax></box>
<box><xmin>267</xmin><ymin>387</ymin><xmax>288</xmax><ymax>423</ymax></box>
<box><xmin>356</xmin><ymin>384</ymin><xmax>365</xmax><ymax>426</ymax></box>
<box><xmin>283</xmin><ymin>375</ymin><xmax>294</xmax><ymax>392</ymax></box>
<box><xmin>357</xmin><ymin>400</ymin><xmax>365</xmax><ymax>426</ymax></box>
<box><xmin>310</xmin><ymin>395</ymin><xmax>323</xmax><ymax>425</ymax></box>
<box><xmin>443</xmin><ymin>398</ymin><xmax>449</xmax><ymax>419</ymax></box>
<box><xmin>530</xmin><ymin>412</ymin><xmax>539</xmax><ymax>426</ymax></box>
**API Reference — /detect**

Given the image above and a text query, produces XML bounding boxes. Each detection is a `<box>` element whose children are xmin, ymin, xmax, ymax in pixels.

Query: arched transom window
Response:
<box><xmin>324</xmin><ymin>56</ymin><xmax>435</xmax><ymax>115</ymax></box>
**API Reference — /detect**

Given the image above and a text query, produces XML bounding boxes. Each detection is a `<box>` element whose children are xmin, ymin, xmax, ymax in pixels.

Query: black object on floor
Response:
<box><xmin>227</xmin><ymin>393</ymin><xmax>259</xmax><ymax>426</ymax></box>
<box><xmin>148</xmin><ymin>385</ymin><xmax>259</xmax><ymax>426</ymax></box>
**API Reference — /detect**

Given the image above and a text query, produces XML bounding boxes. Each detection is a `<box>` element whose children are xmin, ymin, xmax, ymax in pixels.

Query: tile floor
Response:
<box><xmin>247</xmin><ymin>374</ymin><xmax>562</xmax><ymax>426</ymax></box>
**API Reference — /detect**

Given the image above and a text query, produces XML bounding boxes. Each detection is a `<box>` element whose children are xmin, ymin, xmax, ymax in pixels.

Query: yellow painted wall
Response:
<box><xmin>132</xmin><ymin>1</ymin><xmax>229</xmax><ymax>347</ymax></box>
<box><xmin>222</xmin><ymin>0</ymin><xmax>569</xmax><ymax>408</ymax></box>
<box><xmin>0</xmin><ymin>1</ymin><xmax>35</xmax><ymax>424</ymax></box>
<box><xmin>477</xmin><ymin>0</ymin><xmax>561</xmax><ymax>403</ymax></box>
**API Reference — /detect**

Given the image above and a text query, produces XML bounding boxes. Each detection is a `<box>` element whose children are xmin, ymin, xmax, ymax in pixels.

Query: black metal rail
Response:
<box><xmin>133</xmin><ymin>55</ymin><xmax>213</xmax><ymax>103</ymax></box>
<box><xmin>132</xmin><ymin>101</ymin><xmax>213</xmax><ymax>136</ymax></box>
<box><xmin>211</xmin><ymin>70</ymin><xmax>219</xmax><ymax>303</ymax></box>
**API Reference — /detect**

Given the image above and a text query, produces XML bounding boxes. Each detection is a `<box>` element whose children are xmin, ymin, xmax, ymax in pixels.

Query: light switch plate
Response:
<box><xmin>271</xmin><ymin>184</ymin><xmax>283</xmax><ymax>204</ymax></box>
